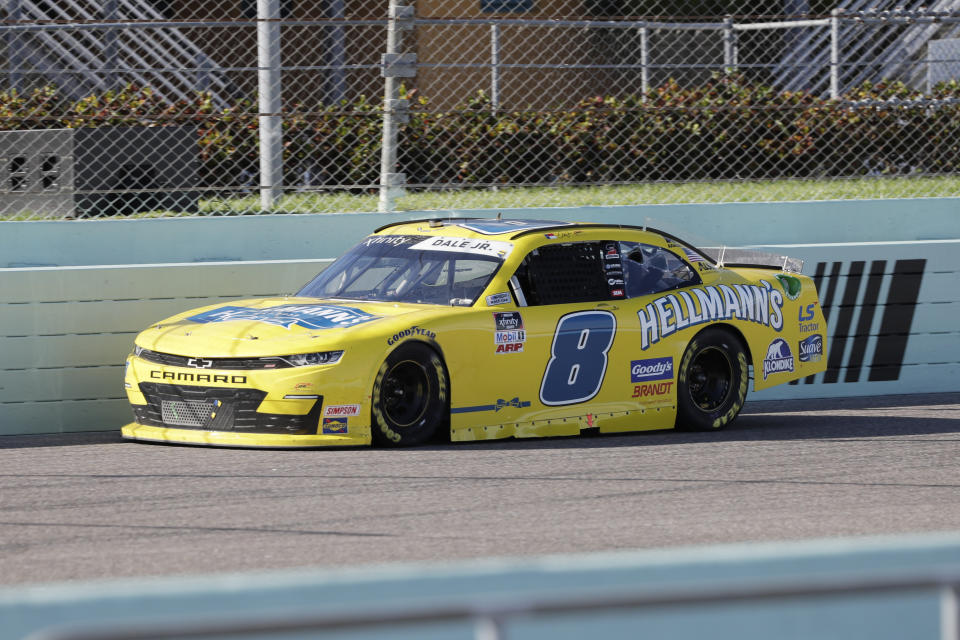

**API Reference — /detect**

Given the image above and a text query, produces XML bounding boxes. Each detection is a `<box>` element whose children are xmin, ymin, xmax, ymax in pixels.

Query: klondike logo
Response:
<box><xmin>636</xmin><ymin>281</ymin><xmax>784</xmax><ymax>350</ymax></box>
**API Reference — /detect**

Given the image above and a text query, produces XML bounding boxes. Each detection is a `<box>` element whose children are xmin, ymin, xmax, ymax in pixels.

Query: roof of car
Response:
<box><xmin>372</xmin><ymin>217</ymin><xmax>706</xmax><ymax>254</ymax></box>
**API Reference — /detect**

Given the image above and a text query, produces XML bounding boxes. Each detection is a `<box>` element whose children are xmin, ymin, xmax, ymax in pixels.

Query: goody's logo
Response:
<box><xmin>630</xmin><ymin>357</ymin><xmax>674</xmax><ymax>383</ymax></box>
<box><xmin>762</xmin><ymin>338</ymin><xmax>795</xmax><ymax>380</ymax></box>
<box><xmin>799</xmin><ymin>334</ymin><xmax>824</xmax><ymax>363</ymax></box>
<box><xmin>187</xmin><ymin>304</ymin><xmax>379</xmax><ymax>330</ymax></box>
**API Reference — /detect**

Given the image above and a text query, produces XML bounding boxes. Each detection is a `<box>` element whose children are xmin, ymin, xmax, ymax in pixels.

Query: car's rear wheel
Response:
<box><xmin>371</xmin><ymin>342</ymin><xmax>448</xmax><ymax>446</ymax></box>
<box><xmin>676</xmin><ymin>328</ymin><xmax>749</xmax><ymax>431</ymax></box>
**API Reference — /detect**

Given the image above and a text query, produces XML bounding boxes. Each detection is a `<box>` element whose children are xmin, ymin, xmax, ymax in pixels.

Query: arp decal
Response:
<box><xmin>188</xmin><ymin>304</ymin><xmax>378</xmax><ymax>330</ymax></box>
<box><xmin>636</xmin><ymin>281</ymin><xmax>784</xmax><ymax>350</ymax></box>
<box><xmin>794</xmin><ymin>259</ymin><xmax>926</xmax><ymax>385</ymax></box>
<box><xmin>495</xmin><ymin>342</ymin><xmax>524</xmax><ymax>353</ymax></box>
<box><xmin>322</xmin><ymin>417</ymin><xmax>348</xmax><ymax>434</ymax></box>
<box><xmin>762</xmin><ymin>338</ymin><xmax>795</xmax><ymax>380</ymax></box>
<box><xmin>630</xmin><ymin>357</ymin><xmax>674</xmax><ymax>383</ymax></box>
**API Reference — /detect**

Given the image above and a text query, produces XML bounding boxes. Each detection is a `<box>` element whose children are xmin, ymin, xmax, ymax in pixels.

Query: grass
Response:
<box><xmin>2</xmin><ymin>174</ymin><xmax>959</xmax><ymax>220</ymax></box>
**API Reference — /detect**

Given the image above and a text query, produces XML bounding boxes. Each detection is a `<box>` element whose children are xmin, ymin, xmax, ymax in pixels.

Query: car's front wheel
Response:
<box><xmin>371</xmin><ymin>342</ymin><xmax>448</xmax><ymax>446</ymax></box>
<box><xmin>676</xmin><ymin>328</ymin><xmax>749</xmax><ymax>431</ymax></box>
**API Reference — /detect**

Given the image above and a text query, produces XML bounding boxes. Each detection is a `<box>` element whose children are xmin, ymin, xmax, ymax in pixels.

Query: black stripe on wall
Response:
<box><xmin>868</xmin><ymin>259</ymin><xmax>926</xmax><ymax>381</ymax></box>
<box><xmin>823</xmin><ymin>261</ymin><xmax>865</xmax><ymax>384</ymax></box>
<box><xmin>844</xmin><ymin>260</ymin><xmax>886</xmax><ymax>383</ymax></box>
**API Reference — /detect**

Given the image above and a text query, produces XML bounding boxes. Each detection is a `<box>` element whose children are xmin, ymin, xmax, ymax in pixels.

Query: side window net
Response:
<box><xmin>514</xmin><ymin>242</ymin><xmax>609</xmax><ymax>306</ymax></box>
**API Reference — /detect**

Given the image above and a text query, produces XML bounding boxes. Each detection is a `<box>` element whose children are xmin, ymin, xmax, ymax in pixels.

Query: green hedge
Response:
<box><xmin>2</xmin><ymin>76</ymin><xmax>958</xmax><ymax>192</ymax></box>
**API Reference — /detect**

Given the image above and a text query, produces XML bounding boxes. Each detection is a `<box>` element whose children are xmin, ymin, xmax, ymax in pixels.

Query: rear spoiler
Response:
<box><xmin>713</xmin><ymin>247</ymin><xmax>804</xmax><ymax>274</ymax></box>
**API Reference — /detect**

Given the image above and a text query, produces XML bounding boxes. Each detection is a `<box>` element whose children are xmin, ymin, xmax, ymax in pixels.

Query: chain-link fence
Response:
<box><xmin>1</xmin><ymin>0</ymin><xmax>959</xmax><ymax>220</ymax></box>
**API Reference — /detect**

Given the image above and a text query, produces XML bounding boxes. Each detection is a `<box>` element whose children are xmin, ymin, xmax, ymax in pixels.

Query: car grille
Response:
<box><xmin>136</xmin><ymin>348</ymin><xmax>295</xmax><ymax>370</ymax></box>
<box><xmin>134</xmin><ymin>383</ymin><xmax>322</xmax><ymax>435</ymax></box>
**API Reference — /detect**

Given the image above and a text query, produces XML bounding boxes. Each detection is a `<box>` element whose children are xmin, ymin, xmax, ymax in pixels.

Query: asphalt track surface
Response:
<box><xmin>1</xmin><ymin>392</ymin><xmax>959</xmax><ymax>587</ymax></box>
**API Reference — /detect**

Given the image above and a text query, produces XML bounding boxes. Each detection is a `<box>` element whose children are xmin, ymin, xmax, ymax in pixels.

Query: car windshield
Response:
<box><xmin>297</xmin><ymin>234</ymin><xmax>508</xmax><ymax>306</ymax></box>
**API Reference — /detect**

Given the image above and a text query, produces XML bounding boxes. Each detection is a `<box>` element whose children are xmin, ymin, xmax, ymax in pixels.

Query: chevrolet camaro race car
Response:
<box><xmin>121</xmin><ymin>219</ymin><xmax>828</xmax><ymax>448</ymax></box>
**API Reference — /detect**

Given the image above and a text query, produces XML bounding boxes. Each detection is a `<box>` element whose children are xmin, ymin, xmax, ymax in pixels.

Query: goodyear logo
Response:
<box><xmin>188</xmin><ymin>304</ymin><xmax>379</xmax><ymax>330</ymax></box>
<box><xmin>322</xmin><ymin>417</ymin><xmax>348</xmax><ymax>434</ymax></box>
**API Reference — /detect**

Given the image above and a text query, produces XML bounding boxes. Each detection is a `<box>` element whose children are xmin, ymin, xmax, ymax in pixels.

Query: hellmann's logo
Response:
<box><xmin>636</xmin><ymin>281</ymin><xmax>785</xmax><ymax>350</ymax></box>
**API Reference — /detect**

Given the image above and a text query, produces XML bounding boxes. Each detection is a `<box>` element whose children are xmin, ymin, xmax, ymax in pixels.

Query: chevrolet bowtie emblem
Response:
<box><xmin>495</xmin><ymin>397</ymin><xmax>524</xmax><ymax>411</ymax></box>
<box><xmin>187</xmin><ymin>358</ymin><xmax>214</xmax><ymax>369</ymax></box>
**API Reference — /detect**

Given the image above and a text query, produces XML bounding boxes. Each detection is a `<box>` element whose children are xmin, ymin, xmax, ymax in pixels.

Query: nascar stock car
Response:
<box><xmin>121</xmin><ymin>219</ymin><xmax>828</xmax><ymax>448</ymax></box>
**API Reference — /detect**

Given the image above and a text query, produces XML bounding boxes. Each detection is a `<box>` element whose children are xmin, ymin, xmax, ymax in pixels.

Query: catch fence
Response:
<box><xmin>1</xmin><ymin>0</ymin><xmax>959</xmax><ymax>219</ymax></box>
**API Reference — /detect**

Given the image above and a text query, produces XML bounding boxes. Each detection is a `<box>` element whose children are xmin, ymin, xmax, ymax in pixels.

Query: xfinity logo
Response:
<box><xmin>187</xmin><ymin>358</ymin><xmax>213</xmax><ymax>369</ymax></box>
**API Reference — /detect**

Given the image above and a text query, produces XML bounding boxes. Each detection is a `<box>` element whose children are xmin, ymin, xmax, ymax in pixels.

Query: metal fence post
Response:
<box><xmin>6</xmin><ymin>0</ymin><xmax>23</xmax><ymax>92</ymax></box>
<box><xmin>490</xmin><ymin>22</ymin><xmax>500</xmax><ymax>112</ymax></box>
<box><xmin>640</xmin><ymin>24</ymin><xmax>649</xmax><ymax>101</ymax></box>
<box><xmin>257</xmin><ymin>0</ymin><xmax>283</xmax><ymax>211</ymax></box>
<box><xmin>723</xmin><ymin>16</ymin><xmax>736</xmax><ymax>74</ymax></box>
<box><xmin>944</xmin><ymin>585</ymin><xmax>960</xmax><ymax>640</ymax></box>
<box><xmin>102</xmin><ymin>0</ymin><xmax>118</xmax><ymax>90</ymax></box>
<box><xmin>379</xmin><ymin>0</ymin><xmax>414</xmax><ymax>213</ymax></box>
<box><xmin>830</xmin><ymin>7</ymin><xmax>840</xmax><ymax>99</ymax></box>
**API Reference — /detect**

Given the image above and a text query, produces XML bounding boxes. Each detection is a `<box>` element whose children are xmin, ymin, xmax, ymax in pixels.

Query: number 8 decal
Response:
<box><xmin>540</xmin><ymin>311</ymin><xmax>616</xmax><ymax>406</ymax></box>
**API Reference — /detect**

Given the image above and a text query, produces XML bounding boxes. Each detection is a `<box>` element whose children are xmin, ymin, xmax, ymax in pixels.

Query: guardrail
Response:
<box><xmin>22</xmin><ymin>568</ymin><xmax>960</xmax><ymax>640</ymax></box>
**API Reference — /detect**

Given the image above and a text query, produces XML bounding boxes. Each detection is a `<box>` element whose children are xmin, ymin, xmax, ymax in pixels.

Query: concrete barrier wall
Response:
<box><xmin>3</xmin><ymin>532</ymin><xmax>959</xmax><ymax>640</ymax></box>
<box><xmin>0</xmin><ymin>261</ymin><xmax>330</xmax><ymax>434</ymax></box>
<box><xmin>2</xmin><ymin>199</ymin><xmax>958</xmax><ymax>434</ymax></box>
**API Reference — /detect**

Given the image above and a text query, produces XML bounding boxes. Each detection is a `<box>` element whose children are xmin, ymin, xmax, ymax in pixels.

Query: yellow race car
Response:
<box><xmin>121</xmin><ymin>219</ymin><xmax>827</xmax><ymax>447</ymax></box>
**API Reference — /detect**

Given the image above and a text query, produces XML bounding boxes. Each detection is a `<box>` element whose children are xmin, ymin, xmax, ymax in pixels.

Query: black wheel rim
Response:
<box><xmin>381</xmin><ymin>359</ymin><xmax>430</xmax><ymax>428</ymax></box>
<box><xmin>687</xmin><ymin>346</ymin><xmax>733</xmax><ymax>413</ymax></box>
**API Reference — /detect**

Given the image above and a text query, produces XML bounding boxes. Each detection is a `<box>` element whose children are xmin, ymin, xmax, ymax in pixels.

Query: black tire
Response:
<box><xmin>371</xmin><ymin>342</ymin><xmax>448</xmax><ymax>446</ymax></box>
<box><xmin>676</xmin><ymin>327</ymin><xmax>749</xmax><ymax>431</ymax></box>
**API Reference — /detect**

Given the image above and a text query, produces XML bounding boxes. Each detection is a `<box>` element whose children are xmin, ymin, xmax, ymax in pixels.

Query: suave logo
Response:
<box><xmin>630</xmin><ymin>357</ymin><xmax>674</xmax><ymax>383</ymax></box>
<box><xmin>799</xmin><ymin>334</ymin><xmax>824</xmax><ymax>363</ymax></box>
<box><xmin>763</xmin><ymin>338</ymin><xmax>795</xmax><ymax>380</ymax></box>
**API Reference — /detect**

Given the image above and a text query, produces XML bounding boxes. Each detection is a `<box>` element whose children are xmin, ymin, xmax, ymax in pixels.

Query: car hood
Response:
<box><xmin>134</xmin><ymin>297</ymin><xmax>444</xmax><ymax>358</ymax></box>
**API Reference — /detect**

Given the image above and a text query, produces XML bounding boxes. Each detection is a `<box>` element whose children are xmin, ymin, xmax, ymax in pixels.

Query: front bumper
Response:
<box><xmin>123</xmin><ymin>355</ymin><xmax>372</xmax><ymax>447</ymax></box>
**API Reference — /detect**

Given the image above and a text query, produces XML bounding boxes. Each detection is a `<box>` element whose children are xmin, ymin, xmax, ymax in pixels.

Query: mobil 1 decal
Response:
<box><xmin>792</xmin><ymin>259</ymin><xmax>926</xmax><ymax>385</ymax></box>
<box><xmin>494</xmin><ymin>311</ymin><xmax>526</xmax><ymax>353</ymax></box>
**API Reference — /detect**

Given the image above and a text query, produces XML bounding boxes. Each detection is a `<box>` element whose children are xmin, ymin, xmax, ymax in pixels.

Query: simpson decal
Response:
<box><xmin>630</xmin><ymin>357</ymin><xmax>674</xmax><ymax>383</ymax></box>
<box><xmin>410</xmin><ymin>236</ymin><xmax>513</xmax><ymax>259</ymax></box>
<box><xmin>636</xmin><ymin>281</ymin><xmax>784</xmax><ymax>350</ymax></box>
<box><xmin>188</xmin><ymin>304</ymin><xmax>378</xmax><ymax>330</ymax></box>
<box><xmin>762</xmin><ymin>338</ymin><xmax>795</xmax><ymax>380</ymax></box>
<box><xmin>323</xmin><ymin>404</ymin><xmax>361</xmax><ymax>417</ymax></box>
